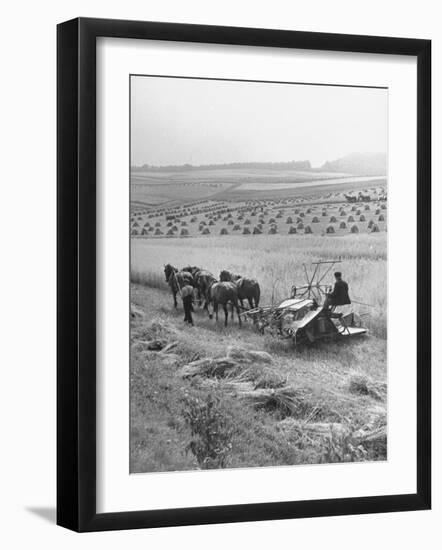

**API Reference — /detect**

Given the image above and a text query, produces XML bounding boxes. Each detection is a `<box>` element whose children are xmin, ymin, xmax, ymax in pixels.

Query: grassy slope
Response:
<box><xmin>130</xmin><ymin>284</ymin><xmax>387</xmax><ymax>473</ymax></box>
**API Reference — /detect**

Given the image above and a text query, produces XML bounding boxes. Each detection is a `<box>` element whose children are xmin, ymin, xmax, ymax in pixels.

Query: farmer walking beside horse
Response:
<box><xmin>181</xmin><ymin>284</ymin><xmax>195</xmax><ymax>326</ymax></box>
<box><xmin>164</xmin><ymin>263</ymin><xmax>193</xmax><ymax>308</ymax></box>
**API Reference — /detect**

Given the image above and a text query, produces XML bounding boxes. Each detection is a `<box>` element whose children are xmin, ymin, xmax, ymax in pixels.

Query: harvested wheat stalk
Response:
<box><xmin>253</xmin><ymin>370</ymin><xmax>287</xmax><ymax>389</ymax></box>
<box><xmin>179</xmin><ymin>357</ymin><xmax>239</xmax><ymax>378</ymax></box>
<box><xmin>352</xmin><ymin>426</ymin><xmax>387</xmax><ymax>443</ymax></box>
<box><xmin>180</xmin><ymin>346</ymin><xmax>278</xmax><ymax>387</ymax></box>
<box><xmin>239</xmin><ymin>386</ymin><xmax>306</xmax><ymax>416</ymax></box>
<box><xmin>348</xmin><ymin>375</ymin><xmax>387</xmax><ymax>401</ymax></box>
<box><xmin>226</xmin><ymin>346</ymin><xmax>273</xmax><ymax>364</ymax></box>
<box><xmin>278</xmin><ymin>418</ymin><xmax>350</xmax><ymax>440</ymax></box>
<box><xmin>134</xmin><ymin>338</ymin><xmax>168</xmax><ymax>351</ymax></box>
<box><xmin>197</xmin><ymin>378</ymin><xmax>255</xmax><ymax>394</ymax></box>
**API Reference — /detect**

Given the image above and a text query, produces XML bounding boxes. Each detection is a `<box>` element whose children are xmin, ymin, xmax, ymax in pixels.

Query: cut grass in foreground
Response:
<box><xmin>130</xmin><ymin>285</ymin><xmax>387</xmax><ymax>473</ymax></box>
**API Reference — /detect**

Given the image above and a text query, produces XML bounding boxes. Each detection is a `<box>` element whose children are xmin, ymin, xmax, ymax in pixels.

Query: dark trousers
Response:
<box><xmin>183</xmin><ymin>295</ymin><xmax>193</xmax><ymax>325</ymax></box>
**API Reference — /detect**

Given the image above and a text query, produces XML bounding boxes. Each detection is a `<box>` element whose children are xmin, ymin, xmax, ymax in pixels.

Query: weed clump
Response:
<box><xmin>182</xmin><ymin>392</ymin><xmax>236</xmax><ymax>469</ymax></box>
<box><xmin>348</xmin><ymin>374</ymin><xmax>386</xmax><ymax>401</ymax></box>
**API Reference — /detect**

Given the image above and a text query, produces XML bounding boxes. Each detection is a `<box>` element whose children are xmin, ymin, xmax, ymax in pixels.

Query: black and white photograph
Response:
<box><xmin>0</xmin><ymin>0</ymin><xmax>434</xmax><ymax>542</ymax></box>
<box><xmin>130</xmin><ymin>75</ymin><xmax>388</xmax><ymax>473</ymax></box>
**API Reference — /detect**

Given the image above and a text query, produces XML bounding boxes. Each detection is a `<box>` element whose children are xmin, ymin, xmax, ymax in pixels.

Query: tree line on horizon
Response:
<box><xmin>131</xmin><ymin>152</ymin><xmax>386</xmax><ymax>176</ymax></box>
<box><xmin>131</xmin><ymin>159</ymin><xmax>312</xmax><ymax>172</ymax></box>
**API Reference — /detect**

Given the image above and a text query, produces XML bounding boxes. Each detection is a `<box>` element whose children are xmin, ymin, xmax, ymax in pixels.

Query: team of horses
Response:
<box><xmin>343</xmin><ymin>191</ymin><xmax>387</xmax><ymax>203</ymax></box>
<box><xmin>163</xmin><ymin>263</ymin><xmax>260</xmax><ymax>327</ymax></box>
<box><xmin>344</xmin><ymin>192</ymin><xmax>372</xmax><ymax>203</ymax></box>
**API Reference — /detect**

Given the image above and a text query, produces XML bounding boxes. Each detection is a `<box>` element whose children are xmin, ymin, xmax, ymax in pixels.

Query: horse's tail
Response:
<box><xmin>233</xmin><ymin>287</ymin><xmax>242</xmax><ymax>327</ymax></box>
<box><xmin>254</xmin><ymin>283</ymin><xmax>260</xmax><ymax>307</ymax></box>
<box><xmin>206</xmin><ymin>280</ymin><xmax>218</xmax><ymax>318</ymax></box>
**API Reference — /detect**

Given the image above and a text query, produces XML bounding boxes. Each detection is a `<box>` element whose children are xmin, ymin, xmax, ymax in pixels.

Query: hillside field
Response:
<box><xmin>130</xmin><ymin>165</ymin><xmax>388</xmax><ymax>473</ymax></box>
<box><xmin>131</xmin><ymin>167</ymin><xmax>386</xmax><ymax>206</ymax></box>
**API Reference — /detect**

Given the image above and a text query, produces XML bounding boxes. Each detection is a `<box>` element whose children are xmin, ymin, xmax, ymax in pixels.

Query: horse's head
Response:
<box><xmin>164</xmin><ymin>263</ymin><xmax>175</xmax><ymax>282</ymax></box>
<box><xmin>219</xmin><ymin>270</ymin><xmax>231</xmax><ymax>282</ymax></box>
<box><xmin>182</xmin><ymin>265</ymin><xmax>200</xmax><ymax>277</ymax></box>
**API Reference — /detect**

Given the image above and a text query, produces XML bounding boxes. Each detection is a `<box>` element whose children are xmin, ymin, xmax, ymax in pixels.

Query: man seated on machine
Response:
<box><xmin>323</xmin><ymin>271</ymin><xmax>351</xmax><ymax>312</ymax></box>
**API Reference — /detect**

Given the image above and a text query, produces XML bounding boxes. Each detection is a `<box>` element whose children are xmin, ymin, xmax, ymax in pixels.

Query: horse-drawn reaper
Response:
<box><xmin>241</xmin><ymin>261</ymin><xmax>368</xmax><ymax>347</ymax></box>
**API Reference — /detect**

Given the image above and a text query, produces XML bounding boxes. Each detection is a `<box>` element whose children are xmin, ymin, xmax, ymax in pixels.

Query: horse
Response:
<box><xmin>194</xmin><ymin>270</ymin><xmax>217</xmax><ymax>311</ymax></box>
<box><xmin>344</xmin><ymin>193</ymin><xmax>357</xmax><ymax>203</ymax></box>
<box><xmin>358</xmin><ymin>192</ymin><xmax>371</xmax><ymax>202</ymax></box>
<box><xmin>219</xmin><ymin>270</ymin><xmax>260</xmax><ymax>309</ymax></box>
<box><xmin>182</xmin><ymin>265</ymin><xmax>202</xmax><ymax>282</ymax></box>
<box><xmin>181</xmin><ymin>265</ymin><xmax>202</xmax><ymax>288</ymax></box>
<box><xmin>209</xmin><ymin>281</ymin><xmax>242</xmax><ymax>327</ymax></box>
<box><xmin>219</xmin><ymin>269</ymin><xmax>241</xmax><ymax>282</ymax></box>
<box><xmin>164</xmin><ymin>263</ymin><xmax>194</xmax><ymax>308</ymax></box>
<box><xmin>236</xmin><ymin>277</ymin><xmax>261</xmax><ymax>309</ymax></box>
<box><xmin>182</xmin><ymin>265</ymin><xmax>205</xmax><ymax>305</ymax></box>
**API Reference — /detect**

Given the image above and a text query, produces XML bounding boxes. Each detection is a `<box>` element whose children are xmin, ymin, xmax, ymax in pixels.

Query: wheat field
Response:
<box><xmin>131</xmin><ymin>232</ymin><xmax>387</xmax><ymax>338</ymax></box>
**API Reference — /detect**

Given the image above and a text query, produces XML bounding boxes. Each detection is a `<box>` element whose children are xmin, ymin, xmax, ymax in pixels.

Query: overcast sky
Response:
<box><xmin>131</xmin><ymin>76</ymin><xmax>387</xmax><ymax>168</ymax></box>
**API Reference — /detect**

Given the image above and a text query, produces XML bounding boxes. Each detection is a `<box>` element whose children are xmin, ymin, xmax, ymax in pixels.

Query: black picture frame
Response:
<box><xmin>57</xmin><ymin>17</ymin><xmax>431</xmax><ymax>532</ymax></box>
